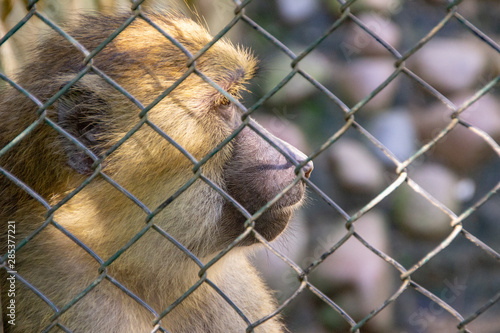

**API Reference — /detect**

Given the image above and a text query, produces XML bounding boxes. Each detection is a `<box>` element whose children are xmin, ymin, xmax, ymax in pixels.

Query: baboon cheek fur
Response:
<box><xmin>0</xmin><ymin>11</ymin><xmax>312</xmax><ymax>333</ymax></box>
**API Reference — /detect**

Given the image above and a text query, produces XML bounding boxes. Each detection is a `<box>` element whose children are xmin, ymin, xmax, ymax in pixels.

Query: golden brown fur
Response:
<box><xmin>0</xmin><ymin>11</ymin><xmax>312</xmax><ymax>332</ymax></box>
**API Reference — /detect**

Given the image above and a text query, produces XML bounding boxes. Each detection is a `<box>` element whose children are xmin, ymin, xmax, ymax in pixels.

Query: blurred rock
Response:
<box><xmin>345</xmin><ymin>0</ymin><xmax>402</xmax><ymax>15</ymax></box>
<box><xmin>409</xmin><ymin>38</ymin><xmax>488</xmax><ymax>93</ymax></box>
<box><xmin>345</xmin><ymin>13</ymin><xmax>402</xmax><ymax>56</ymax></box>
<box><xmin>313</xmin><ymin>211</ymin><xmax>393</xmax><ymax>331</ymax></box>
<box><xmin>425</xmin><ymin>0</ymin><xmax>478</xmax><ymax>17</ymax></box>
<box><xmin>265</xmin><ymin>51</ymin><xmax>333</xmax><ymax>104</ymax></box>
<box><xmin>491</xmin><ymin>41</ymin><xmax>500</xmax><ymax>74</ymax></box>
<box><xmin>413</xmin><ymin>93</ymin><xmax>500</xmax><ymax>172</ymax></box>
<box><xmin>329</xmin><ymin>138</ymin><xmax>385</xmax><ymax>193</ymax></box>
<box><xmin>254</xmin><ymin>114</ymin><xmax>310</xmax><ymax>154</ymax></box>
<box><xmin>455</xmin><ymin>178</ymin><xmax>476</xmax><ymax>203</ymax></box>
<box><xmin>276</xmin><ymin>0</ymin><xmax>319</xmax><ymax>23</ymax></box>
<box><xmin>395</xmin><ymin>163</ymin><xmax>459</xmax><ymax>239</ymax></box>
<box><xmin>425</xmin><ymin>0</ymin><xmax>451</xmax><ymax>4</ymax></box>
<box><xmin>370</xmin><ymin>108</ymin><xmax>417</xmax><ymax>163</ymax></box>
<box><xmin>452</xmin><ymin>1</ymin><xmax>479</xmax><ymax>17</ymax></box>
<box><xmin>342</xmin><ymin>58</ymin><xmax>399</xmax><ymax>111</ymax></box>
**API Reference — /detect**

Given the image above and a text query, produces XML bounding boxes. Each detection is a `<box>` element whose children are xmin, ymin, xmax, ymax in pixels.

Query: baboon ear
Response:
<box><xmin>57</xmin><ymin>84</ymin><xmax>109</xmax><ymax>174</ymax></box>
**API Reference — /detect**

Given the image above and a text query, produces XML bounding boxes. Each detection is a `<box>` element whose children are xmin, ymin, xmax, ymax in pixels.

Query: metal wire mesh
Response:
<box><xmin>0</xmin><ymin>0</ymin><xmax>499</xmax><ymax>332</ymax></box>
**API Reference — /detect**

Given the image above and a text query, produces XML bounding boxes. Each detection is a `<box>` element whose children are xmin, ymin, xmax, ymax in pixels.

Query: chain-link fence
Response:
<box><xmin>0</xmin><ymin>0</ymin><xmax>499</xmax><ymax>332</ymax></box>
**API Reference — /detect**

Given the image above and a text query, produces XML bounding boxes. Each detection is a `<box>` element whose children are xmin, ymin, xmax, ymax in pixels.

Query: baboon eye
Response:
<box><xmin>218</xmin><ymin>97</ymin><xmax>236</xmax><ymax>121</ymax></box>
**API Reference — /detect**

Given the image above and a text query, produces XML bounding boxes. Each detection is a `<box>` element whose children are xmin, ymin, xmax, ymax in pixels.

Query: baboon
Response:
<box><xmin>0</xmin><ymin>11</ymin><xmax>313</xmax><ymax>332</ymax></box>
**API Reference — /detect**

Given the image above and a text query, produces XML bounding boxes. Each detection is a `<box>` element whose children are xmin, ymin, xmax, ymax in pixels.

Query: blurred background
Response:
<box><xmin>1</xmin><ymin>0</ymin><xmax>499</xmax><ymax>332</ymax></box>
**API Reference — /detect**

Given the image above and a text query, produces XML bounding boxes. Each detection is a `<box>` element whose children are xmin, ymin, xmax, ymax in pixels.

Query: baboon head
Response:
<box><xmin>12</xmin><ymin>12</ymin><xmax>313</xmax><ymax>256</ymax></box>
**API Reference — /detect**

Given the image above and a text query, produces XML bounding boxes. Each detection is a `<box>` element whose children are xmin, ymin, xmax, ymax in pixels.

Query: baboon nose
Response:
<box><xmin>302</xmin><ymin>160</ymin><xmax>314</xmax><ymax>179</ymax></box>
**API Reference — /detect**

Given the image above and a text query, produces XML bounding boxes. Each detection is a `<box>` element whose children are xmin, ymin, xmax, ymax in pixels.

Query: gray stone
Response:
<box><xmin>265</xmin><ymin>51</ymin><xmax>333</xmax><ymax>104</ymax></box>
<box><xmin>329</xmin><ymin>138</ymin><xmax>385</xmax><ymax>193</ymax></box>
<box><xmin>395</xmin><ymin>163</ymin><xmax>460</xmax><ymax>239</ymax></box>
<box><xmin>344</xmin><ymin>13</ymin><xmax>402</xmax><ymax>57</ymax></box>
<box><xmin>313</xmin><ymin>211</ymin><xmax>393</xmax><ymax>331</ymax></box>
<box><xmin>409</xmin><ymin>38</ymin><xmax>488</xmax><ymax>93</ymax></box>
<box><xmin>346</xmin><ymin>0</ymin><xmax>402</xmax><ymax>15</ymax></box>
<box><xmin>413</xmin><ymin>93</ymin><xmax>500</xmax><ymax>172</ymax></box>
<box><xmin>253</xmin><ymin>114</ymin><xmax>310</xmax><ymax>154</ymax></box>
<box><xmin>370</xmin><ymin>108</ymin><xmax>418</xmax><ymax>164</ymax></box>
<box><xmin>276</xmin><ymin>0</ymin><xmax>319</xmax><ymax>23</ymax></box>
<box><xmin>342</xmin><ymin>58</ymin><xmax>399</xmax><ymax>111</ymax></box>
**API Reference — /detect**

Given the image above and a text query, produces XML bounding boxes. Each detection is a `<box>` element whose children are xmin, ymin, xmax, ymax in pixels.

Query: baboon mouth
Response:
<box><xmin>219</xmin><ymin>196</ymin><xmax>299</xmax><ymax>247</ymax></box>
<box><xmin>271</xmin><ymin>182</ymin><xmax>307</xmax><ymax>209</ymax></box>
<box><xmin>243</xmin><ymin>192</ymin><xmax>304</xmax><ymax>243</ymax></box>
<box><xmin>237</xmin><ymin>183</ymin><xmax>306</xmax><ymax>243</ymax></box>
<box><xmin>251</xmin><ymin>206</ymin><xmax>293</xmax><ymax>242</ymax></box>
